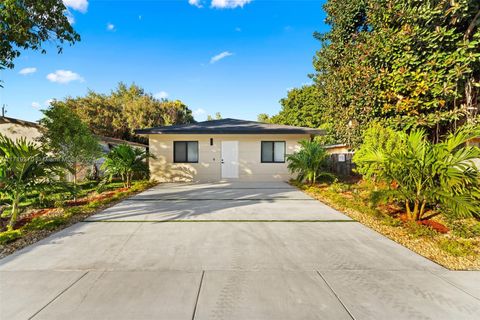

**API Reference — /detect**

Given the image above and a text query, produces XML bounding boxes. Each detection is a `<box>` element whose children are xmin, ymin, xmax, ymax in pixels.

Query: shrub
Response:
<box><xmin>439</xmin><ymin>239</ymin><xmax>476</xmax><ymax>257</ymax></box>
<box><xmin>353</xmin><ymin>126</ymin><xmax>480</xmax><ymax>221</ymax></box>
<box><xmin>353</xmin><ymin>123</ymin><xmax>404</xmax><ymax>178</ymax></box>
<box><xmin>0</xmin><ymin>229</ymin><xmax>22</xmax><ymax>245</ymax></box>
<box><xmin>0</xmin><ymin>134</ymin><xmax>68</xmax><ymax>230</ymax></box>
<box><xmin>101</xmin><ymin>145</ymin><xmax>154</xmax><ymax>188</ymax></box>
<box><xmin>382</xmin><ymin>215</ymin><xmax>402</xmax><ymax>227</ymax></box>
<box><xmin>287</xmin><ymin>140</ymin><xmax>334</xmax><ymax>184</ymax></box>
<box><xmin>405</xmin><ymin>221</ymin><xmax>439</xmax><ymax>238</ymax></box>
<box><xmin>96</xmin><ymin>180</ymin><xmax>109</xmax><ymax>194</ymax></box>
<box><xmin>450</xmin><ymin>220</ymin><xmax>480</xmax><ymax>239</ymax></box>
<box><xmin>24</xmin><ymin>214</ymin><xmax>70</xmax><ymax>231</ymax></box>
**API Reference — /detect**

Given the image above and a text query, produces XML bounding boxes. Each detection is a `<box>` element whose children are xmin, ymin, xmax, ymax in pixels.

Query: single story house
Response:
<box><xmin>136</xmin><ymin>118</ymin><xmax>323</xmax><ymax>182</ymax></box>
<box><xmin>0</xmin><ymin>116</ymin><xmax>44</xmax><ymax>145</ymax></box>
<box><xmin>0</xmin><ymin>116</ymin><xmax>148</xmax><ymax>181</ymax></box>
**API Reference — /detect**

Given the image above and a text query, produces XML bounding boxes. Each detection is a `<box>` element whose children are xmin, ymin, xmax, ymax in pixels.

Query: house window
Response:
<box><xmin>261</xmin><ymin>141</ymin><xmax>286</xmax><ymax>163</ymax></box>
<box><xmin>174</xmin><ymin>141</ymin><xmax>198</xmax><ymax>163</ymax></box>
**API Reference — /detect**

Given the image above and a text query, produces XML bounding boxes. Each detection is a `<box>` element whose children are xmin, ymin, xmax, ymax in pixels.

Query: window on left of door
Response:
<box><xmin>174</xmin><ymin>141</ymin><xmax>199</xmax><ymax>163</ymax></box>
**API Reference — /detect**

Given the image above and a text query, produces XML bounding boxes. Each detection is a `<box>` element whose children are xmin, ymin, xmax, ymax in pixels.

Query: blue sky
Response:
<box><xmin>0</xmin><ymin>0</ymin><xmax>328</xmax><ymax>122</ymax></box>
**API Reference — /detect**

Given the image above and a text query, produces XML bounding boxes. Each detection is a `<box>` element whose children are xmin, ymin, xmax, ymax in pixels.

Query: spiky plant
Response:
<box><xmin>101</xmin><ymin>144</ymin><xmax>153</xmax><ymax>188</ymax></box>
<box><xmin>355</xmin><ymin>127</ymin><xmax>480</xmax><ymax>221</ymax></box>
<box><xmin>0</xmin><ymin>134</ymin><xmax>67</xmax><ymax>230</ymax></box>
<box><xmin>287</xmin><ymin>140</ymin><xmax>332</xmax><ymax>184</ymax></box>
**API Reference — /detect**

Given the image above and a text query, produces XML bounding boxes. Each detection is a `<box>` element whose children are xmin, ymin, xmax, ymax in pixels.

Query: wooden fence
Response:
<box><xmin>328</xmin><ymin>153</ymin><xmax>356</xmax><ymax>177</ymax></box>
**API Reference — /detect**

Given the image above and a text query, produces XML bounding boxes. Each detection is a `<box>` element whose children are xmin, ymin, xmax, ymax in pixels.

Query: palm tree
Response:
<box><xmin>101</xmin><ymin>144</ymin><xmax>153</xmax><ymax>188</ymax></box>
<box><xmin>287</xmin><ymin>140</ymin><xmax>332</xmax><ymax>184</ymax></box>
<box><xmin>356</xmin><ymin>128</ymin><xmax>480</xmax><ymax>221</ymax></box>
<box><xmin>0</xmin><ymin>134</ymin><xmax>66</xmax><ymax>230</ymax></box>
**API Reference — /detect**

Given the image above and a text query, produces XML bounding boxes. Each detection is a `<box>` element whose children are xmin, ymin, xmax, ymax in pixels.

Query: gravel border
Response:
<box><xmin>298</xmin><ymin>185</ymin><xmax>480</xmax><ymax>271</ymax></box>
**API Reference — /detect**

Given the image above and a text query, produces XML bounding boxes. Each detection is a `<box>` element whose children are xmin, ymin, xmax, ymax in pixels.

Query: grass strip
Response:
<box><xmin>84</xmin><ymin>219</ymin><xmax>357</xmax><ymax>223</ymax></box>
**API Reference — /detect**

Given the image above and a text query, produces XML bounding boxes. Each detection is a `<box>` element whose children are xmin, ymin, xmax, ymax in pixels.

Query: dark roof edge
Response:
<box><xmin>135</xmin><ymin>129</ymin><xmax>324</xmax><ymax>135</ymax></box>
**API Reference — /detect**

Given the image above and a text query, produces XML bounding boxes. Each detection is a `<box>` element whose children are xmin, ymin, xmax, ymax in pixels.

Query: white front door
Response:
<box><xmin>221</xmin><ymin>141</ymin><xmax>239</xmax><ymax>179</ymax></box>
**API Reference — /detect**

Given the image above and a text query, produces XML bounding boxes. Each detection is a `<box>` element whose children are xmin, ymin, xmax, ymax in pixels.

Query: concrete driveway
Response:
<box><xmin>1</xmin><ymin>182</ymin><xmax>479</xmax><ymax>320</ymax></box>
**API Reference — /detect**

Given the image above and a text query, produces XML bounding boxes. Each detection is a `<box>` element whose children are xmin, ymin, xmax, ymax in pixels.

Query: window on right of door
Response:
<box><xmin>261</xmin><ymin>141</ymin><xmax>286</xmax><ymax>163</ymax></box>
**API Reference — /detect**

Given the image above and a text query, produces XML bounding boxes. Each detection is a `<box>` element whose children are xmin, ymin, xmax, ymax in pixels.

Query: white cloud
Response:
<box><xmin>189</xmin><ymin>0</ymin><xmax>252</xmax><ymax>9</ymax></box>
<box><xmin>63</xmin><ymin>0</ymin><xmax>88</xmax><ymax>13</ymax></box>
<box><xmin>44</xmin><ymin>99</ymin><xmax>54</xmax><ymax>106</ymax></box>
<box><xmin>210</xmin><ymin>51</ymin><xmax>233</xmax><ymax>64</ymax></box>
<box><xmin>107</xmin><ymin>23</ymin><xmax>115</xmax><ymax>31</ymax></box>
<box><xmin>189</xmin><ymin>0</ymin><xmax>203</xmax><ymax>8</ymax></box>
<box><xmin>19</xmin><ymin>67</ymin><xmax>37</xmax><ymax>75</ymax></box>
<box><xmin>31</xmin><ymin>102</ymin><xmax>41</xmax><ymax>109</ymax></box>
<box><xmin>211</xmin><ymin>0</ymin><xmax>252</xmax><ymax>9</ymax></box>
<box><xmin>46</xmin><ymin>70</ymin><xmax>84</xmax><ymax>84</ymax></box>
<box><xmin>154</xmin><ymin>91</ymin><xmax>169</xmax><ymax>99</ymax></box>
<box><xmin>193</xmin><ymin>108</ymin><xmax>206</xmax><ymax>117</ymax></box>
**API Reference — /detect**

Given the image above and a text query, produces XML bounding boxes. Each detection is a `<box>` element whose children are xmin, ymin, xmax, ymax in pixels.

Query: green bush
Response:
<box><xmin>287</xmin><ymin>140</ymin><xmax>334</xmax><ymax>184</ymax></box>
<box><xmin>450</xmin><ymin>220</ymin><xmax>480</xmax><ymax>239</ymax></box>
<box><xmin>405</xmin><ymin>221</ymin><xmax>439</xmax><ymax>238</ymax></box>
<box><xmin>102</xmin><ymin>145</ymin><xmax>153</xmax><ymax>188</ymax></box>
<box><xmin>0</xmin><ymin>229</ymin><xmax>22</xmax><ymax>245</ymax></box>
<box><xmin>382</xmin><ymin>215</ymin><xmax>402</xmax><ymax>227</ymax></box>
<box><xmin>24</xmin><ymin>214</ymin><xmax>70</xmax><ymax>231</ymax></box>
<box><xmin>86</xmin><ymin>201</ymin><xmax>102</xmax><ymax>210</ymax></box>
<box><xmin>353</xmin><ymin>123</ymin><xmax>404</xmax><ymax>178</ymax></box>
<box><xmin>353</xmin><ymin>126</ymin><xmax>480</xmax><ymax>221</ymax></box>
<box><xmin>95</xmin><ymin>180</ymin><xmax>109</xmax><ymax>194</ymax></box>
<box><xmin>439</xmin><ymin>239</ymin><xmax>476</xmax><ymax>257</ymax></box>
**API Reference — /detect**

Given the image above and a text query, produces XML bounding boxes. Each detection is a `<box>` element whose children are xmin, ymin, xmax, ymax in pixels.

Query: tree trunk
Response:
<box><xmin>405</xmin><ymin>200</ymin><xmax>412</xmax><ymax>220</ymax></box>
<box><xmin>7</xmin><ymin>193</ymin><xmax>20</xmax><ymax>231</ymax></box>
<box><xmin>418</xmin><ymin>200</ymin><xmax>427</xmax><ymax>220</ymax></box>
<box><xmin>412</xmin><ymin>200</ymin><xmax>420</xmax><ymax>221</ymax></box>
<box><xmin>73</xmin><ymin>163</ymin><xmax>77</xmax><ymax>201</ymax></box>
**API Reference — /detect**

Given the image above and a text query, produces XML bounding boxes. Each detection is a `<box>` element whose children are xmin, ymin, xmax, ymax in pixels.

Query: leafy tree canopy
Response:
<box><xmin>52</xmin><ymin>82</ymin><xmax>194</xmax><ymax>143</ymax></box>
<box><xmin>270</xmin><ymin>0</ymin><xmax>480</xmax><ymax>146</ymax></box>
<box><xmin>0</xmin><ymin>0</ymin><xmax>79</xmax><ymax>70</ymax></box>
<box><xmin>207</xmin><ymin>112</ymin><xmax>222</xmax><ymax>121</ymax></box>
<box><xmin>39</xmin><ymin>104</ymin><xmax>102</xmax><ymax>184</ymax></box>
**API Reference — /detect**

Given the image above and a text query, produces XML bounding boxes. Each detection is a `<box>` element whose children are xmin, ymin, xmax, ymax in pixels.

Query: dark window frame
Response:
<box><xmin>173</xmin><ymin>141</ymin><xmax>199</xmax><ymax>163</ymax></box>
<box><xmin>261</xmin><ymin>141</ymin><xmax>286</xmax><ymax>163</ymax></box>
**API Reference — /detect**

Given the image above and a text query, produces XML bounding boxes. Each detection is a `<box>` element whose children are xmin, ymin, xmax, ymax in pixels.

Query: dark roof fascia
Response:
<box><xmin>135</xmin><ymin>129</ymin><xmax>323</xmax><ymax>135</ymax></box>
<box><xmin>135</xmin><ymin>118</ymin><xmax>324</xmax><ymax>136</ymax></box>
<box><xmin>96</xmin><ymin>135</ymin><xmax>148</xmax><ymax>148</ymax></box>
<box><xmin>0</xmin><ymin>116</ymin><xmax>41</xmax><ymax>128</ymax></box>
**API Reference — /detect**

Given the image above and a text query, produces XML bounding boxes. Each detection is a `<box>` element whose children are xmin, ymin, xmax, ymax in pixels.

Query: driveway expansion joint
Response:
<box><xmin>192</xmin><ymin>270</ymin><xmax>205</xmax><ymax>320</ymax></box>
<box><xmin>28</xmin><ymin>271</ymin><xmax>89</xmax><ymax>320</ymax></box>
<box><xmin>429</xmin><ymin>271</ymin><xmax>480</xmax><ymax>301</ymax></box>
<box><xmin>316</xmin><ymin>270</ymin><xmax>356</xmax><ymax>320</ymax></box>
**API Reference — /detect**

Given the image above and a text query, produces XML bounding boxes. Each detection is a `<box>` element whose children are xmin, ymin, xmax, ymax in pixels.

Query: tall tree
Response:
<box><xmin>0</xmin><ymin>0</ymin><xmax>79</xmax><ymax>70</ymax></box>
<box><xmin>39</xmin><ymin>104</ymin><xmax>102</xmax><ymax>185</ymax></box>
<box><xmin>272</xmin><ymin>0</ymin><xmax>480</xmax><ymax>146</ymax></box>
<box><xmin>56</xmin><ymin>83</ymin><xmax>194</xmax><ymax>142</ymax></box>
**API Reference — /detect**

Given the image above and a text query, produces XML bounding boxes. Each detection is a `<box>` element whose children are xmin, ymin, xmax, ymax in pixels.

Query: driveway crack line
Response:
<box><xmin>192</xmin><ymin>270</ymin><xmax>206</xmax><ymax>320</ymax></box>
<box><xmin>316</xmin><ymin>270</ymin><xmax>356</xmax><ymax>320</ymax></box>
<box><xmin>28</xmin><ymin>271</ymin><xmax>89</xmax><ymax>319</ymax></box>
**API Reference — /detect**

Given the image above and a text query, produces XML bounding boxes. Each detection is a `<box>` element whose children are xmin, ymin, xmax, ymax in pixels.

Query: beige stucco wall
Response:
<box><xmin>148</xmin><ymin>134</ymin><xmax>310</xmax><ymax>182</ymax></box>
<box><xmin>0</xmin><ymin>122</ymin><xmax>43</xmax><ymax>144</ymax></box>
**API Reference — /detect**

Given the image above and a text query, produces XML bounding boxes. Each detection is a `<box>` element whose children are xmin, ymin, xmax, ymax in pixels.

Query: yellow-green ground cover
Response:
<box><xmin>294</xmin><ymin>180</ymin><xmax>480</xmax><ymax>270</ymax></box>
<box><xmin>0</xmin><ymin>180</ymin><xmax>157</xmax><ymax>258</ymax></box>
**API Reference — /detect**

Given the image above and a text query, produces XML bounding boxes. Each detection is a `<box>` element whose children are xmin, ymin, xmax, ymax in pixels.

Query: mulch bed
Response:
<box><xmin>0</xmin><ymin>185</ymin><xmax>154</xmax><ymax>259</ymax></box>
<box><xmin>299</xmin><ymin>184</ymin><xmax>480</xmax><ymax>270</ymax></box>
